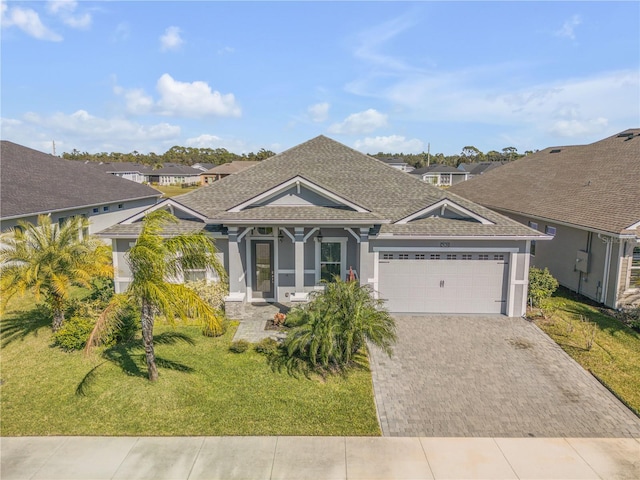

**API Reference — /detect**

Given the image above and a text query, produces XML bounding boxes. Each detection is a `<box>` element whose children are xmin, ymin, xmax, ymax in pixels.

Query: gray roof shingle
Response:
<box><xmin>1</xmin><ymin>141</ymin><xmax>161</xmax><ymax>219</ymax></box>
<box><xmin>449</xmin><ymin>129</ymin><xmax>640</xmax><ymax>235</ymax></box>
<box><xmin>167</xmin><ymin>136</ymin><xmax>540</xmax><ymax>238</ymax></box>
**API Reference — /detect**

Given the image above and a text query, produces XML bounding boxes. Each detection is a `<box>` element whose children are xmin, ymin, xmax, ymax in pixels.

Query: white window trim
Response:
<box><xmin>315</xmin><ymin>237</ymin><xmax>348</xmax><ymax>283</ymax></box>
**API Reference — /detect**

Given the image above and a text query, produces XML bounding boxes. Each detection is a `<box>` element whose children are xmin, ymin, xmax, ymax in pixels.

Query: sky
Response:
<box><xmin>1</xmin><ymin>1</ymin><xmax>639</xmax><ymax>157</ymax></box>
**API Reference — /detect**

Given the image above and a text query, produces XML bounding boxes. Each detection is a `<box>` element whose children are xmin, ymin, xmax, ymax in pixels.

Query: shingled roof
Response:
<box><xmin>160</xmin><ymin>135</ymin><xmax>540</xmax><ymax>238</ymax></box>
<box><xmin>0</xmin><ymin>141</ymin><xmax>161</xmax><ymax>220</ymax></box>
<box><xmin>449</xmin><ymin>129</ymin><xmax>640</xmax><ymax>236</ymax></box>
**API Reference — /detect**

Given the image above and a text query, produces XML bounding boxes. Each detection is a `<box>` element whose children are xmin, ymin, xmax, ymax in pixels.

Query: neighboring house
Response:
<box><xmin>100</xmin><ymin>136</ymin><xmax>546</xmax><ymax>317</ymax></box>
<box><xmin>450</xmin><ymin>129</ymin><xmax>640</xmax><ymax>308</ymax></box>
<box><xmin>89</xmin><ymin>162</ymin><xmax>150</xmax><ymax>183</ymax></box>
<box><xmin>457</xmin><ymin>162</ymin><xmax>507</xmax><ymax>177</ymax></box>
<box><xmin>192</xmin><ymin>162</ymin><xmax>216</xmax><ymax>172</ymax></box>
<box><xmin>0</xmin><ymin>141</ymin><xmax>161</xmax><ymax>235</ymax></box>
<box><xmin>201</xmin><ymin>161</ymin><xmax>260</xmax><ymax>185</ymax></box>
<box><xmin>145</xmin><ymin>163</ymin><xmax>202</xmax><ymax>186</ymax></box>
<box><xmin>410</xmin><ymin>164</ymin><xmax>470</xmax><ymax>187</ymax></box>
<box><xmin>376</xmin><ymin>157</ymin><xmax>415</xmax><ymax>173</ymax></box>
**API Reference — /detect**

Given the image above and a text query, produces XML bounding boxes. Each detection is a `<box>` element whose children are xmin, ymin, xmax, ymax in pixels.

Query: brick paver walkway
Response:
<box><xmin>368</xmin><ymin>315</ymin><xmax>640</xmax><ymax>438</ymax></box>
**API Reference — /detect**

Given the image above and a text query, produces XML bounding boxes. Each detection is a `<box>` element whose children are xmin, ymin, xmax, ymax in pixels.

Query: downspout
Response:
<box><xmin>599</xmin><ymin>234</ymin><xmax>613</xmax><ymax>305</ymax></box>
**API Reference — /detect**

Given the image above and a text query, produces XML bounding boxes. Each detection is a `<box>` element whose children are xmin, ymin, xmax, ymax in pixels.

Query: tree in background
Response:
<box><xmin>0</xmin><ymin>216</ymin><xmax>113</xmax><ymax>331</ymax></box>
<box><xmin>87</xmin><ymin>210</ymin><xmax>226</xmax><ymax>381</ymax></box>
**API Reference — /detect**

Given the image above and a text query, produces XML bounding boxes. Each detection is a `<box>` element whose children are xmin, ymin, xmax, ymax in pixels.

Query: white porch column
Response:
<box><xmin>358</xmin><ymin>228</ymin><xmax>374</xmax><ymax>288</ymax></box>
<box><xmin>294</xmin><ymin>227</ymin><xmax>305</xmax><ymax>293</ymax></box>
<box><xmin>227</xmin><ymin>227</ymin><xmax>243</xmax><ymax>295</ymax></box>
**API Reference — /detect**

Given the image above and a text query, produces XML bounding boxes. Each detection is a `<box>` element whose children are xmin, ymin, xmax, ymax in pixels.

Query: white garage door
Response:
<box><xmin>378</xmin><ymin>252</ymin><xmax>509</xmax><ymax>314</ymax></box>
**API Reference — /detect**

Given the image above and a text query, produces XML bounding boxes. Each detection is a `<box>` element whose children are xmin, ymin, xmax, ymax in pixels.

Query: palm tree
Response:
<box><xmin>88</xmin><ymin>210</ymin><xmax>226</xmax><ymax>381</ymax></box>
<box><xmin>0</xmin><ymin>215</ymin><xmax>113</xmax><ymax>331</ymax></box>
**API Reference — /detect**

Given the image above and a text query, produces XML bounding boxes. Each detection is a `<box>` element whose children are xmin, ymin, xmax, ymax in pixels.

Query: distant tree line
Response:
<box><xmin>62</xmin><ymin>143</ymin><xmax>535</xmax><ymax>169</ymax></box>
<box><xmin>62</xmin><ymin>146</ymin><xmax>276</xmax><ymax>167</ymax></box>
<box><xmin>370</xmin><ymin>145</ymin><xmax>536</xmax><ymax>169</ymax></box>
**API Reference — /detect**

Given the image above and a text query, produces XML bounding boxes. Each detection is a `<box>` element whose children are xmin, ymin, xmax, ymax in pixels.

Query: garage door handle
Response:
<box><xmin>440</xmin><ymin>280</ymin><xmax>445</xmax><ymax>288</ymax></box>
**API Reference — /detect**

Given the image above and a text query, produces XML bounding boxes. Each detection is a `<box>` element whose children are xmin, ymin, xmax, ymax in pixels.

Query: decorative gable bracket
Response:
<box><xmin>395</xmin><ymin>199</ymin><xmax>495</xmax><ymax>225</ymax></box>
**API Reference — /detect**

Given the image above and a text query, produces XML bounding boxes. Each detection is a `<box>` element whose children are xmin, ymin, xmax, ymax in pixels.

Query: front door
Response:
<box><xmin>252</xmin><ymin>240</ymin><xmax>274</xmax><ymax>299</ymax></box>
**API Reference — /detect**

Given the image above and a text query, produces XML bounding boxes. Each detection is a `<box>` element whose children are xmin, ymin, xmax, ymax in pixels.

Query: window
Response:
<box><xmin>462</xmin><ymin>254</ymin><xmax>472</xmax><ymax>260</ymax></box>
<box><xmin>398</xmin><ymin>253</ymin><xmax>409</xmax><ymax>260</ymax></box>
<box><xmin>118</xmin><ymin>204</ymin><xmax>124</xmax><ymax>209</ymax></box>
<box><xmin>479</xmin><ymin>254</ymin><xmax>489</xmax><ymax>260</ymax></box>
<box><xmin>545</xmin><ymin>226</ymin><xmax>557</xmax><ymax>236</ymax></box>
<box><xmin>382</xmin><ymin>253</ymin><xmax>394</xmax><ymax>260</ymax></box>
<box><xmin>103</xmin><ymin>206</ymin><xmax>109</xmax><ymax>212</ymax></box>
<box><xmin>58</xmin><ymin>217</ymin><xmax>66</xmax><ymax>227</ymax></box>
<box><xmin>494</xmin><ymin>254</ymin><xmax>505</xmax><ymax>261</ymax></box>
<box><xmin>255</xmin><ymin>227</ymin><xmax>273</xmax><ymax>235</ymax></box>
<box><xmin>92</xmin><ymin>208</ymin><xmax>99</xmax><ymax>214</ymax></box>
<box><xmin>631</xmin><ymin>247</ymin><xmax>640</xmax><ymax>288</ymax></box>
<box><xmin>184</xmin><ymin>269</ymin><xmax>207</xmax><ymax>282</ymax></box>
<box><xmin>528</xmin><ymin>221</ymin><xmax>538</xmax><ymax>230</ymax></box>
<box><xmin>415</xmin><ymin>254</ymin><xmax>425</xmax><ymax>260</ymax></box>
<box><xmin>531</xmin><ymin>240</ymin><xmax>536</xmax><ymax>256</ymax></box>
<box><xmin>320</xmin><ymin>242</ymin><xmax>342</xmax><ymax>282</ymax></box>
<box><xmin>446</xmin><ymin>254</ymin><xmax>457</xmax><ymax>260</ymax></box>
<box><xmin>430</xmin><ymin>254</ymin><xmax>440</xmax><ymax>260</ymax></box>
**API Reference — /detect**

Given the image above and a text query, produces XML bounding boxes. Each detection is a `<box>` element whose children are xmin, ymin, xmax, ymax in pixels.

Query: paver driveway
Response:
<box><xmin>368</xmin><ymin>315</ymin><xmax>640</xmax><ymax>437</ymax></box>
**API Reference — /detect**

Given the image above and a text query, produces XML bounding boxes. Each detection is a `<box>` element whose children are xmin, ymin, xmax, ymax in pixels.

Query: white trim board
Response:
<box><xmin>395</xmin><ymin>199</ymin><xmax>494</xmax><ymax>225</ymax></box>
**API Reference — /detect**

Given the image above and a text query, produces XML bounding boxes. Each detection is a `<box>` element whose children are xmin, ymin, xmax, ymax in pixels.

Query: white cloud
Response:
<box><xmin>354</xmin><ymin>135</ymin><xmax>424</xmax><ymax>154</ymax></box>
<box><xmin>156</xmin><ymin>74</ymin><xmax>241</xmax><ymax>118</ymax></box>
<box><xmin>185</xmin><ymin>134</ymin><xmax>252</xmax><ymax>153</ymax></box>
<box><xmin>122</xmin><ymin>88</ymin><xmax>155</xmax><ymax>115</ymax></box>
<box><xmin>1</xmin><ymin>4</ymin><xmax>62</xmax><ymax>41</ymax></box>
<box><xmin>1</xmin><ymin>110</ymin><xmax>181</xmax><ymax>154</ymax></box>
<box><xmin>307</xmin><ymin>102</ymin><xmax>330</xmax><ymax>123</ymax></box>
<box><xmin>217</xmin><ymin>46</ymin><xmax>234</xmax><ymax>55</ymax></box>
<box><xmin>47</xmin><ymin>1</ymin><xmax>91</xmax><ymax>29</ymax></box>
<box><xmin>111</xmin><ymin>22</ymin><xmax>130</xmax><ymax>43</ymax></box>
<box><xmin>555</xmin><ymin>15</ymin><xmax>581</xmax><ymax>40</ymax></box>
<box><xmin>328</xmin><ymin>109</ymin><xmax>388</xmax><ymax>135</ymax></box>
<box><xmin>160</xmin><ymin>26</ymin><xmax>184</xmax><ymax>52</ymax></box>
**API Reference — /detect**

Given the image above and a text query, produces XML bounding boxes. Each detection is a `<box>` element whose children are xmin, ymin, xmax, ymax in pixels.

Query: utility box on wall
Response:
<box><xmin>576</xmin><ymin>250</ymin><xmax>589</xmax><ymax>273</ymax></box>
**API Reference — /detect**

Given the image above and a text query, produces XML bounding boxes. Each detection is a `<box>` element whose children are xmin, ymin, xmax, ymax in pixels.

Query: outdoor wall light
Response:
<box><xmin>317</xmin><ymin>231</ymin><xmax>323</xmax><ymax>243</ymax></box>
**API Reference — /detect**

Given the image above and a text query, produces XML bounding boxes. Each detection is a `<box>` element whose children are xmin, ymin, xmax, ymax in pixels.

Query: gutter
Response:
<box><xmin>0</xmin><ymin>194</ymin><xmax>162</xmax><ymax>221</ymax></box>
<box><xmin>375</xmin><ymin>234</ymin><xmax>553</xmax><ymax>241</ymax></box>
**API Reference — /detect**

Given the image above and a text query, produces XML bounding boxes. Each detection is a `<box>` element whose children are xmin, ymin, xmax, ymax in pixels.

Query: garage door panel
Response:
<box><xmin>378</xmin><ymin>255</ymin><xmax>508</xmax><ymax>314</ymax></box>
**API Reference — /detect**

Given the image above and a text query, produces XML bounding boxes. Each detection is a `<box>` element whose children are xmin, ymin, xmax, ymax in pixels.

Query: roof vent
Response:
<box><xmin>617</xmin><ymin>132</ymin><xmax>634</xmax><ymax>138</ymax></box>
<box><xmin>550</xmin><ymin>149</ymin><xmax>561</xmax><ymax>154</ymax></box>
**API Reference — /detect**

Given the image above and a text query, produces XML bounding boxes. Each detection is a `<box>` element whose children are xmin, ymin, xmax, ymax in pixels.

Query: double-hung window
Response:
<box><xmin>320</xmin><ymin>242</ymin><xmax>342</xmax><ymax>282</ymax></box>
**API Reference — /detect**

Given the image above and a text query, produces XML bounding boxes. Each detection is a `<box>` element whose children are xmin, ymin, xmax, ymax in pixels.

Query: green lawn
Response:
<box><xmin>0</xmin><ymin>296</ymin><xmax>380</xmax><ymax>436</ymax></box>
<box><xmin>533</xmin><ymin>290</ymin><xmax>640</xmax><ymax>416</ymax></box>
<box><xmin>152</xmin><ymin>184</ymin><xmax>200</xmax><ymax>198</ymax></box>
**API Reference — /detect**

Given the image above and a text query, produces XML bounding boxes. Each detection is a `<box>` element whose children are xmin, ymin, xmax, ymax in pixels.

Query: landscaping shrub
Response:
<box><xmin>528</xmin><ymin>267</ymin><xmax>559</xmax><ymax>307</ymax></box>
<box><xmin>254</xmin><ymin>337</ymin><xmax>279</xmax><ymax>356</ymax></box>
<box><xmin>283</xmin><ymin>307</ymin><xmax>308</xmax><ymax>327</ymax></box>
<box><xmin>185</xmin><ymin>279</ymin><xmax>229</xmax><ymax>336</ymax></box>
<box><xmin>53</xmin><ymin>316</ymin><xmax>95</xmax><ymax>351</ymax></box>
<box><xmin>281</xmin><ymin>279</ymin><xmax>397</xmax><ymax>371</ymax></box>
<box><xmin>229</xmin><ymin>339</ymin><xmax>250</xmax><ymax>353</ymax></box>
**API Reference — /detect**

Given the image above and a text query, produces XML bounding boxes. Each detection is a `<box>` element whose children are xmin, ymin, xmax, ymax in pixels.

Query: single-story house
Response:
<box><xmin>0</xmin><ymin>141</ymin><xmax>161</xmax><ymax>234</ymax></box>
<box><xmin>376</xmin><ymin>157</ymin><xmax>415</xmax><ymax>172</ymax></box>
<box><xmin>457</xmin><ymin>162</ymin><xmax>508</xmax><ymax>177</ymax></box>
<box><xmin>201</xmin><ymin>161</ymin><xmax>260</xmax><ymax>185</ymax></box>
<box><xmin>100</xmin><ymin>136</ymin><xmax>547</xmax><ymax>317</ymax></box>
<box><xmin>410</xmin><ymin>165</ymin><xmax>470</xmax><ymax>187</ymax></box>
<box><xmin>145</xmin><ymin>163</ymin><xmax>202</xmax><ymax>186</ymax></box>
<box><xmin>89</xmin><ymin>162</ymin><xmax>150</xmax><ymax>183</ymax></box>
<box><xmin>450</xmin><ymin>129</ymin><xmax>640</xmax><ymax>308</ymax></box>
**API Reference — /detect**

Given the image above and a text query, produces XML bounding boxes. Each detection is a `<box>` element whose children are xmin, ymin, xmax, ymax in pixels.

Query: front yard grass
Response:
<box><xmin>152</xmin><ymin>184</ymin><xmax>200</xmax><ymax>198</ymax></box>
<box><xmin>532</xmin><ymin>290</ymin><xmax>640</xmax><ymax>416</ymax></box>
<box><xmin>0</xmin><ymin>296</ymin><xmax>380</xmax><ymax>436</ymax></box>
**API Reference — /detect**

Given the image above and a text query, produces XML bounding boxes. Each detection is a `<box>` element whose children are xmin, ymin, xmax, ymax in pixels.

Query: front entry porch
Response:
<box><xmin>224</xmin><ymin>225</ymin><xmax>375</xmax><ymax>316</ymax></box>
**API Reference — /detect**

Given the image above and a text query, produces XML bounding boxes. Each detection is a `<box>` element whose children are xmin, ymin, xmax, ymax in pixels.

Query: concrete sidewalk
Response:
<box><xmin>1</xmin><ymin>436</ymin><xmax>638</xmax><ymax>479</ymax></box>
